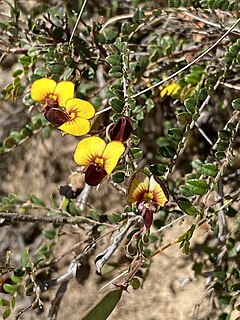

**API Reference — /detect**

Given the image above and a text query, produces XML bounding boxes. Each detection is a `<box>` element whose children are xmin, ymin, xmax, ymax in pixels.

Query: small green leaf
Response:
<box><xmin>11</xmin><ymin>296</ymin><xmax>16</xmax><ymax>309</ymax></box>
<box><xmin>109</xmin><ymin>66</ymin><xmax>122</xmax><ymax>78</ymax></box>
<box><xmin>3</xmin><ymin>284</ymin><xmax>17</xmax><ymax>294</ymax></box>
<box><xmin>177</xmin><ymin>198</ymin><xmax>196</xmax><ymax>215</ymax></box>
<box><xmin>109</xmin><ymin>85</ymin><xmax>124</xmax><ymax>100</ymax></box>
<box><xmin>31</xmin><ymin>115</ymin><xmax>44</xmax><ymax>130</ymax></box>
<box><xmin>3</xmin><ymin>309</ymin><xmax>11</xmax><ymax>320</ymax></box>
<box><xmin>109</xmin><ymin>97</ymin><xmax>124</xmax><ymax>113</ymax></box>
<box><xmin>217</xmin><ymin>141</ymin><xmax>228</xmax><ymax>152</ymax></box>
<box><xmin>108</xmin><ymin>213</ymin><xmax>122</xmax><ymax>224</ymax></box>
<box><xmin>81</xmin><ymin>288</ymin><xmax>122</xmax><ymax>320</ymax></box>
<box><xmin>218</xmin><ymin>130</ymin><xmax>231</xmax><ymax>141</ymax></box>
<box><xmin>149</xmin><ymin>163</ymin><xmax>166</xmax><ymax>176</ymax></box>
<box><xmin>146</xmin><ymin>98</ymin><xmax>154</xmax><ymax>112</ymax></box>
<box><xmin>215</xmin><ymin>151</ymin><xmax>225</xmax><ymax>160</ymax></box>
<box><xmin>159</xmin><ymin>145</ymin><xmax>176</xmax><ymax>158</ymax></box>
<box><xmin>185</xmin><ymin>74</ymin><xmax>199</xmax><ymax>85</ymax></box>
<box><xmin>131</xmin><ymin>147</ymin><xmax>143</xmax><ymax>160</ymax></box>
<box><xmin>133</xmin><ymin>8</ymin><xmax>146</xmax><ymax>24</ymax></box>
<box><xmin>178</xmin><ymin>224</ymin><xmax>196</xmax><ymax>242</ymax></box>
<box><xmin>12</xmin><ymin>69</ymin><xmax>23</xmax><ymax>77</ymax></box>
<box><xmin>29</xmin><ymin>193</ymin><xmax>45</xmax><ymax>207</ymax></box>
<box><xmin>184</xmin><ymin>98</ymin><xmax>197</xmax><ymax>114</ymax></box>
<box><xmin>88</xmin><ymin>209</ymin><xmax>100</xmax><ymax>221</ymax></box>
<box><xmin>168</xmin><ymin>128</ymin><xmax>183</xmax><ymax>141</ymax></box>
<box><xmin>103</xmin><ymin>28</ymin><xmax>118</xmax><ymax>42</ymax></box>
<box><xmin>11</xmin><ymin>275</ymin><xmax>22</xmax><ymax>284</ymax></box>
<box><xmin>67</xmin><ymin>202</ymin><xmax>80</xmax><ymax>216</ymax></box>
<box><xmin>62</xmin><ymin>67</ymin><xmax>74</xmax><ymax>80</ymax></box>
<box><xmin>20</xmin><ymin>248</ymin><xmax>30</xmax><ymax>267</ymax></box>
<box><xmin>43</xmin><ymin>228</ymin><xmax>58</xmax><ymax>240</ymax></box>
<box><xmin>0</xmin><ymin>298</ymin><xmax>9</xmax><ymax>307</ymax></box>
<box><xmin>100</xmin><ymin>264</ymin><xmax>116</xmax><ymax>276</ymax></box>
<box><xmin>19</xmin><ymin>127</ymin><xmax>32</xmax><ymax>139</ymax></box>
<box><xmin>179</xmin><ymin>185</ymin><xmax>195</xmax><ymax>197</ymax></box>
<box><xmin>130</xmin><ymin>277</ymin><xmax>140</xmax><ymax>290</ymax></box>
<box><xmin>232</xmin><ymin>98</ymin><xmax>240</xmax><ymax>111</ymax></box>
<box><xmin>201</xmin><ymin>163</ymin><xmax>218</xmax><ymax>177</ymax></box>
<box><xmin>4</xmin><ymin>136</ymin><xmax>18</xmax><ymax>149</ymax></box>
<box><xmin>19</xmin><ymin>55</ymin><xmax>31</xmax><ymax>66</ymax></box>
<box><xmin>106</xmin><ymin>54</ymin><xmax>121</xmax><ymax>66</ymax></box>
<box><xmin>218</xmin><ymin>295</ymin><xmax>232</xmax><ymax>306</ymax></box>
<box><xmin>185</xmin><ymin>179</ymin><xmax>208</xmax><ymax>195</ymax></box>
<box><xmin>112</xmin><ymin>171</ymin><xmax>125</xmax><ymax>183</ymax></box>
<box><xmin>177</xmin><ymin>112</ymin><xmax>192</xmax><ymax>125</ymax></box>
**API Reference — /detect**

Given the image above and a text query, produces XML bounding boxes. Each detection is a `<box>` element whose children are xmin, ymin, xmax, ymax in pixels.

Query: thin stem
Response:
<box><xmin>132</xmin><ymin>17</ymin><xmax>240</xmax><ymax>99</ymax></box>
<box><xmin>69</xmin><ymin>0</ymin><xmax>88</xmax><ymax>44</ymax></box>
<box><xmin>0</xmin><ymin>211</ymin><xmax>94</xmax><ymax>225</ymax></box>
<box><xmin>153</xmin><ymin>213</ymin><xmax>187</xmax><ymax>233</ymax></box>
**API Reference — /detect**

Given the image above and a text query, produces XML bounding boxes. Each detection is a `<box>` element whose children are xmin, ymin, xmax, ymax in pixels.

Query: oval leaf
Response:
<box><xmin>185</xmin><ymin>179</ymin><xmax>208</xmax><ymax>196</ymax></box>
<box><xmin>177</xmin><ymin>198</ymin><xmax>196</xmax><ymax>215</ymax></box>
<box><xmin>81</xmin><ymin>288</ymin><xmax>122</xmax><ymax>320</ymax></box>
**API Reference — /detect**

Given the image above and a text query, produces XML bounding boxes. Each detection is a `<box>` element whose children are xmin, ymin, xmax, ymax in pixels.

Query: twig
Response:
<box><xmin>48</xmin><ymin>281</ymin><xmax>69</xmax><ymax>320</ymax></box>
<box><xmin>39</xmin><ymin>241</ymin><xmax>96</xmax><ymax>293</ymax></box>
<box><xmin>0</xmin><ymin>212</ymin><xmax>94</xmax><ymax>226</ymax></box>
<box><xmin>220</xmin><ymin>82</ymin><xmax>240</xmax><ymax>90</ymax></box>
<box><xmin>192</xmin><ymin>287</ymin><xmax>214</xmax><ymax>320</ymax></box>
<box><xmin>95</xmin><ymin>106</ymin><xmax>112</xmax><ymax>116</ymax></box>
<box><xmin>95</xmin><ymin>216</ymin><xmax>141</xmax><ymax>273</ymax></box>
<box><xmin>14</xmin><ymin>304</ymin><xmax>32</xmax><ymax>320</ymax></box>
<box><xmin>153</xmin><ymin>213</ymin><xmax>187</xmax><ymax>233</ymax></box>
<box><xmin>76</xmin><ymin>183</ymin><xmax>92</xmax><ymax>211</ymax></box>
<box><xmin>132</xmin><ymin>17</ymin><xmax>240</xmax><ymax>98</ymax></box>
<box><xmin>69</xmin><ymin>0</ymin><xmax>89</xmax><ymax>44</ymax></box>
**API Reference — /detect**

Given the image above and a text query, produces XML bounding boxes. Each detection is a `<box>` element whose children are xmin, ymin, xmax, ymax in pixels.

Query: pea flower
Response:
<box><xmin>58</xmin><ymin>98</ymin><xmax>95</xmax><ymax>136</ymax></box>
<box><xmin>74</xmin><ymin>136</ymin><xmax>125</xmax><ymax>186</ymax></box>
<box><xmin>44</xmin><ymin>99</ymin><xmax>95</xmax><ymax>136</ymax></box>
<box><xmin>31</xmin><ymin>78</ymin><xmax>74</xmax><ymax>107</ymax></box>
<box><xmin>127</xmin><ymin>171</ymin><xmax>169</xmax><ymax>229</ymax></box>
<box><xmin>107</xmin><ymin>116</ymin><xmax>133</xmax><ymax>142</ymax></box>
<box><xmin>31</xmin><ymin>78</ymin><xmax>95</xmax><ymax>136</ymax></box>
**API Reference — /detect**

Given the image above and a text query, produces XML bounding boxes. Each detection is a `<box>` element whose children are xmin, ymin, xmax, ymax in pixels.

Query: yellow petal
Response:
<box><xmin>74</xmin><ymin>137</ymin><xmax>106</xmax><ymax>167</ymax></box>
<box><xmin>54</xmin><ymin>81</ymin><xmax>74</xmax><ymax>107</ymax></box>
<box><xmin>102</xmin><ymin>141</ymin><xmax>125</xmax><ymax>174</ymax></box>
<box><xmin>59</xmin><ymin>118</ymin><xmax>91</xmax><ymax>136</ymax></box>
<box><xmin>160</xmin><ymin>83</ymin><xmax>180</xmax><ymax>98</ymax></box>
<box><xmin>65</xmin><ymin>98</ymin><xmax>95</xmax><ymax>119</ymax></box>
<box><xmin>127</xmin><ymin>171</ymin><xmax>150</xmax><ymax>203</ymax></box>
<box><xmin>149</xmin><ymin>176</ymin><xmax>168</xmax><ymax>206</ymax></box>
<box><xmin>31</xmin><ymin>78</ymin><xmax>56</xmax><ymax>103</ymax></box>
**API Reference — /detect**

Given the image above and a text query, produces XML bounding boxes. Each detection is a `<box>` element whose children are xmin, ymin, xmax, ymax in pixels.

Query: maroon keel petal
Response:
<box><xmin>85</xmin><ymin>164</ymin><xmax>107</xmax><ymax>186</ymax></box>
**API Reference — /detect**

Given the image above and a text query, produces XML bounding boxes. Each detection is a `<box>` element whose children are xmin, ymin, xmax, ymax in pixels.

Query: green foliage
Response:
<box><xmin>1</xmin><ymin>0</ymin><xmax>240</xmax><ymax>319</ymax></box>
<box><xmin>81</xmin><ymin>288</ymin><xmax>122</xmax><ymax>320</ymax></box>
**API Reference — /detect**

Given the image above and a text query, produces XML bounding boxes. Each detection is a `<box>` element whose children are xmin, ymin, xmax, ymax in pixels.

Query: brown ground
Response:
<box><xmin>0</xmin><ymin>129</ymin><xmax>215</xmax><ymax>320</ymax></box>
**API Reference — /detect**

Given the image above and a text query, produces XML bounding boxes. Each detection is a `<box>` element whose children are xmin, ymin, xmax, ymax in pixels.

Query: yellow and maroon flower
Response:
<box><xmin>74</xmin><ymin>136</ymin><xmax>125</xmax><ymax>186</ymax></box>
<box><xmin>127</xmin><ymin>171</ymin><xmax>169</xmax><ymax>228</ymax></box>
<box><xmin>58</xmin><ymin>98</ymin><xmax>95</xmax><ymax>136</ymax></box>
<box><xmin>31</xmin><ymin>78</ymin><xmax>74</xmax><ymax>107</ymax></box>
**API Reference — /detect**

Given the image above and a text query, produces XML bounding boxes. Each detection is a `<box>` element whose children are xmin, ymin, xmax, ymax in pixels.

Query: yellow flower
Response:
<box><xmin>74</xmin><ymin>136</ymin><xmax>125</xmax><ymax>186</ymax></box>
<box><xmin>159</xmin><ymin>82</ymin><xmax>180</xmax><ymax>98</ymax></box>
<box><xmin>127</xmin><ymin>171</ymin><xmax>169</xmax><ymax>228</ymax></box>
<box><xmin>58</xmin><ymin>98</ymin><xmax>95</xmax><ymax>136</ymax></box>
<box><xmin>31</xmin><ymin>78</ymin><xmax>74</xmax><ymax>107</ymax></box>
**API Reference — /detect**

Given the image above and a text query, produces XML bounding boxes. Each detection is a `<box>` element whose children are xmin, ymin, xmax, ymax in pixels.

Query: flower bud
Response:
<box><xmin>108</xmin><ymin>116</ymin><xmax>133</xmax><ymax>142</ymax></box>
